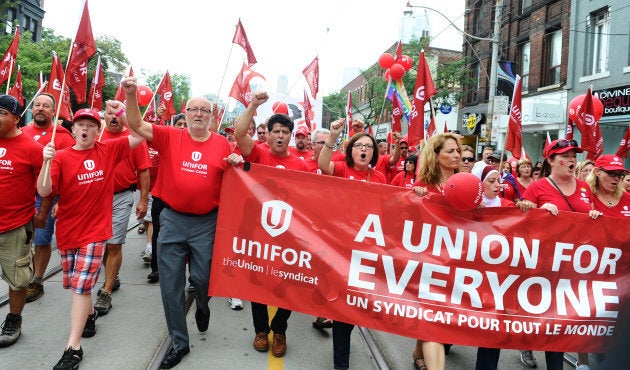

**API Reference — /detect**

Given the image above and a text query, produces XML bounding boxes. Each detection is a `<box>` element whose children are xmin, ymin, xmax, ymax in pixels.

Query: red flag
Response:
<box><xmin>408</xmin><ymin>50</ymin><xmax>436</xmax><ymax>144</ymax></box>
<box><xmin>616</xmin><ymin>126</ymin><xmax>630</xmax><ymax>158</ymax></box>
<box><xmin>443</xmin><ymin>121</ymin><xmax>448</xmax><ymax>133</ymax></box>
<box><xmin>180</xmin><ymin>98</ymin><xmax>186</xmax><ymax>114</ymax></box>
<box><xmin>233</xmin><ymin>19</ymin><xmax>257</xmax><ymax>66</ymax></box>
<box><xmin>47</xmin><ymin>52</ymin><xmax>73</xmax><ymax>121</ymax></box>
<box><xmin>65</xmin><ymin>0</ymin><xmax>96</xmax><ymax>104</ymax></box>
<box><xmin>575</xmin><ymin>86</ymin><xmax>603</xmax><ymax>159</ymax></box>
<box><xmin>0</xmin><ymin>25</ymin><xmax>19</xmax><ymax>88</ymax></box>
<box><xmin>302</xmin><ymin>57</ymin><xmax>319</xmax><ymax>99</ymax></box>
<box><xmin>302</xmin><ymin>89</ymin><xmax>312</xmax><ymax>130</ymax></box>
<box><xmin>395</xmin><ymin>40</ymin><xmax>403</xmax><ymax>59</ymax></box>
<box><xmin>345</xmin><ymin>90</ymin><xmax>352</xmax><ymax>140</ymax></box>
<box><xmin>228</xmin><ymin>62</ymin><xmax>265</xmax><ymax>107</ymax></box>
<box><xmin>566</xmin><ymin>121</ymin><xmax>574</xmax><ymax>140</ymax></box>
<box><xmin>88</xmin><ymin>55</ymin><xmax>105</xmax><ymax>111</ymax></box>
<box><xmin>505</xmin><ymin>75</ymin><xmax>523</xmax><ymax>159</ymax></box>
<box><xmin>426</xmin><ymin>115</ymin><xmax>436</xmax><ymax>140</ymax></box>
<box><xmin>8</xmin><ymin>65</ymin><xmax>23</xmax><ymax>104</ymax></box>
<box><xmin>155</xmin><ymin>71</ymin><xmax>176</xmax><ymax>118</ymax></box>
<box><xmin>114</xmin><ymin>66</ymin><xmax>134</xmax><ymax>102</ymax></box>
<box><xmin>391</xmin><ymin>93</ymin><xmax>402</xmax><ymax>133</ymax></box>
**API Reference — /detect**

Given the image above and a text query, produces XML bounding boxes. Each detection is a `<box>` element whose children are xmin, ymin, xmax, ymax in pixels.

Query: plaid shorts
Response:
<box><xmin>59</xmin><ymin>241</ymin><xmax>105</xmax><ymax>295</ymax></box>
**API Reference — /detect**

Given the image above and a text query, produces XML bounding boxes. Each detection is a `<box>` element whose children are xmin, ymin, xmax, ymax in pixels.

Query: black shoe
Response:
<box><xmin>53</xmin><ymin>346</ymin><xmax>83</xmax><ymax>370</ymax></box>
<box><xmin>0</xmin><ymin>313</ymin><xmax>22</xmax><ymax>347</ymax></box>
<box><xmin>160</xmin><ymin>346</ymin><xmax>189</xmax><ymax>369</ymax></box>
<box><xmin>82</xmin><ymin>312</ymin><xmax>98</xmax><ymax>338</ymax></box>
<box><xmin>147</xmin><ymin>271</ymin><xmax>159</xmax><ymax>283</ymax></box>
<box><xmin>195</xmin><ymin>307</ymin><xmax>210</xmax><ymax>332</ymax></box>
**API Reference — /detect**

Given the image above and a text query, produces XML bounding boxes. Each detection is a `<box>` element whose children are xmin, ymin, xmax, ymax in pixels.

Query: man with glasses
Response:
<box><xmin>122</xmin><ymin>78</ymin><xmax>232</xmax><ymax>369</ymax></box>
<box><xmin>21</xmin><ymin>93</ymin><xmax>76</xmax><ymax>303</ymax></box>
<box><xmin>232</xmin><ymin>91</ymin><xmax>309</xmax><ymax>358</ymax></box>
<box><xmin>304</xmin><ymin>128</ymin><xmax>331</xmax><ymax>173</ymax></box>
<box><xmin>255</xmin><ymin>123</ymin><xmax>268</xmax><ymax>146</ymax></box>
<box><xmin>472</xmin><ymin>145</ymin><xmax>494</xmax><ymax>174</ymax></box>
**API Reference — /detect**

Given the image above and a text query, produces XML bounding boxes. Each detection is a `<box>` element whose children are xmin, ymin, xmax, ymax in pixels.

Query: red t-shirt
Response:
<box><xmin>593</xmin><ymin>192</ymin><xmax>630</xmax><ymax>218</ymax></box>
<box><xmin>22</xmin><ymin>123</ymin><xmax>75</xmax><ymax>149</ymax></box>
<box><xmin>523</xmin><ymin>178</ymin><xmax>593</xmax><ymax>213</ymax></box>
<box><xmin>51</xmin><ymin>138</ymin><xmax>130</xmax><ymax>249</ymax></box>
<box><xmin>332</xmin><ymin>161</ymin><xmax>387</xmax><ymax>183</ymax></box>
<box><xmin>416</xmin><ymin>180</ymin><xmax>443</xmax><ymax>195</ymax></box>
<box><xmin>390</xmin><ymin>154</ymin><xmax>408</xmax><ymax>180</ymax></box>
<box><xmin>303</xmin><ymin>156</ymin><xmax>321</xmax><ymax>174</ymax></box>
<box><xmin>390</xmin><ymin>171</ymin><xmax>416</xmax><ymax>188</ymax></box>
<box><xmin>0</xmin><ymin>134</ymin><xmax>43</xmax><ymax>233</ymax></box>
<box><xmin>101</xmin><ymin>129</ymin><xmax>151</xmax><ymax>192</ymax></box>
<box><xmin>146</xmin><ymin>146</ymin><xmax>160</xmax><ymax>191</ymax></box>
<box><xmin>331</xmin><ymin>151</ymin><xmax>346</xmax><ymax>162</ymax></box>
<box><xmin>375</xmin><ymin>154</ymin><xmax>393</xmax><ymax>183</ymax></box>
<box><xmin>288</xmin><ymin>147</ymin><xmax>313</xmax><ymax>161</ymax></box>
<box><xmin>149</xmin><ymin>125</ymin><xmax>230</xmax><ymax>214</ymax></box>
<box><xmin>246</xmin><ymin>143</ymin><xmax>309</xmax><ymax>172</ymax></box>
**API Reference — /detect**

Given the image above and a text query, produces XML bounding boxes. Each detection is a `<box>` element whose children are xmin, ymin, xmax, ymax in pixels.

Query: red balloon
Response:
<box><xmin>389</xmin><ymin>63</ymin><xmax>405</xmax><ymax>80</ymax></box>
<box><xmin>136</xmin><ymin>85</ymin><xmax>153</xmax><ymax>106</ymax></box>
<box><xmin>443</xmin><ymin>173</ymin><xmax>483</xmax><ymax>211</ymax></box>
<box><xmin>378</xmin><ymin>53</ymin><xmax>395</xmax><ymax>69</ymax></box>
<box><xmin>272</xmin><ymin>101</ymin><xmax>289</xmax><ymax>115</ymax></box>
<box><xmin>568</xmin><ymin>93</ymin><xmax>604</xmax><ymax>124</ymax></box>
<box><xmin>383</xmin><ymin>69</ymin><xmax>391</xmax><ymax>81</ymax></box>
<box><xmin>398</xmin><ymin>55</ymin><xmax>413</xmax><ymax>70</ymax></box>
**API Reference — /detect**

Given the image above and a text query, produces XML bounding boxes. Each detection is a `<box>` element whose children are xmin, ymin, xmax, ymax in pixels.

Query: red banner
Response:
<box><xmin>210</xmin><ymin>164</ymin><xmax>630</xmax><ymax>353</ymax></box>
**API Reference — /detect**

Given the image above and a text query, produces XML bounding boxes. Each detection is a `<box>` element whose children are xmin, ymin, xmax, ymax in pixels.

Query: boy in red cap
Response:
<box><xmin>38</xmin><ymin>106</ymin><xmax>145</xmax><ymax>370</ymax></box>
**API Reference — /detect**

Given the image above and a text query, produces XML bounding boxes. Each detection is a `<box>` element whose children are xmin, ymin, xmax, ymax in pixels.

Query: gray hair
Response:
<box><xmin>311</xmin><ymin>128</ymin><xmax>330</xmax><ymax>142</ymax></box>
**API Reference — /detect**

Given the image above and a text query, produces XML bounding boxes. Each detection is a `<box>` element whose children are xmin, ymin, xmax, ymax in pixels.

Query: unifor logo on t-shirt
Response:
<box><xmin>261</xmin><ymin>200</ymin><xmax>292</xmax><ymax>237</ymax></box>
<box><xmin>0</xmin><ymin>148</ymin><xmax>6</xmax><ymax>158</ymax></box>
<box><xmin>84</xmin><ymin>160</ymin><xmax>95</xmax><ymax>171</ymax></box>
<box><xmin>192</xmin><ymin>151</ymin><xmax>202</xmax><ymax>162</ymax></box>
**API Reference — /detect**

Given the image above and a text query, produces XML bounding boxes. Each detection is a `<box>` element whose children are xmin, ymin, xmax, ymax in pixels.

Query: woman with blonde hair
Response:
<box><xmin>575</xmin><ymin>159</ymin><xmax>594</xmax><ymax>180</ymax></box>
<box><xmin>412</xmin><ymin>132</ymin><xmax>462</xmax><ymax>370</ymax></box>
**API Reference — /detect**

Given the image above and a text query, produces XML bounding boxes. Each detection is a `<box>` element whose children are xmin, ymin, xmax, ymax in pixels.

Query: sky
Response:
<box><xmin>42</xmin><ymin>0</ymin><xmax>465</xmax><ymax>100</ymax></box>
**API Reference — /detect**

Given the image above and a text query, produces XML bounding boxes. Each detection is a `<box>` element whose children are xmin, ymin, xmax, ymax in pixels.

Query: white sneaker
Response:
<box><xmin>227</xmin><ymin>298</ymin><xmax>243</xmax><ymax>310</ymax></box>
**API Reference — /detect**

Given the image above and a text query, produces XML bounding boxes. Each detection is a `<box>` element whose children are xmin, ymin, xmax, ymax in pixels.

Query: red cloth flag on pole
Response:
<box><xmin>302</xmin><ymin>88</ymin><xmax>313</xmax><ymax>131</ymax></box>
<box><xmin>425</xmin><ymin>115</ymin><xmax>436</xmax><ymax>140</ymax></box>
<box><xmin>0</xmin><ymin>25</ymin><xmax>19</xmax><ymax>90</ymax></box>
<box><xmin>575</xmin><ymin>86</ymin><xmax>603</xmax><ymax>160</ymax></box>
<box><xmin>155</xmin><ymin>71</ymin><xmax>176</xmax><ymax>117</ymax></box>
<box><xmin>395</xmin><ymin>40</ymin><xmax>403</xmax><ymax>59</ymax></box>
<box><xmin>8</xmin><ymin>65</ymin><xmax>24</xmax><ymax>104</ymax></box>
<box><xmin>345</xmin><ymin>90</ymin><xmax>352</xmax><ymax>140</ymax></box>
<box><xmin>47</xmin><ymin>52</ymin><xmax>73</xmax><ymax>121</ymax></box>
<box><xmin>616</xmin><ymin>126</ymin><xmax>630</xmax><ymax>158</ymax></box>
<box><xmin>409</xmin><ymin>50</ymin><xmax>436</xmax><ymax>145</ymax></box>
<box><xmin>228</xmin><ymin>62</ymin><xmax>265</xmax><ymax>107</ymax></box>
<box><xmin>65</xmin><ymin>0</ymin><xmax>96</xmax><ymax>104</ymax></box>
<box><xmin>114</xmin><ymin>66</ymin><xmax>134</xmax><ymax>102</ymax></box>
<box><xmin>505</xmin><ymin>75</ymin><xmax>523</xmax><ymax>159</ymax></box>
<box><xmin>443</xmin><ymin>121</ymin><xmax>448</xmax><ymax>133</ymax></box>
<box><xmin>88</xmin><ymin>55</ymin><xmax>105</xmax><ymax>111</ymax></box>
<box><xmin>391</xmin><ymin>93</ymin><xmax>402</xmax><ymax>133</ymax></box>
<box><xmin>302</xmin><ymin>57</ymin><xmax>319</xmax><ymax>99</ymax></box>
<box><xmin>233</xmin><ymin>19</ymin><xmax>257</xmax><ymax>66</ymax></box>
<box><xmin>180</xmin><ymin>97</ymin><xmax>186</xmax><ymax>114</ymax></box>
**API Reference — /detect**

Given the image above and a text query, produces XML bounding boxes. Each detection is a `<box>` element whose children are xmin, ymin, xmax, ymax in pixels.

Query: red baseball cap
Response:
<box><xmin>543</xmin><ymin>139</ymin><xmax>583</xmax><ymax>158</ymax></box>
<box><xmin>73</xmin><ymin>108</ymin><xmax>102</xmax><ymax>127</ymax></box>
<box><xmin>295</xmin><ymin>127</ymin><xmax>309</xmax><ymax>138</ymax></box>
<box><xmin>595</xmin><ymin>154</ymin><xmax>628</xmax><ymax>172</ymax></box>
<box><xmin>224</xmin><ymin>125</ymin><xmax>235</xmax><ymax>133</ymax></box>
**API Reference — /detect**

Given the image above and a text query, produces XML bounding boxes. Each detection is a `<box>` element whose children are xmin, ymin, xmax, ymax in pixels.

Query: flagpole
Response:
<box><xmin>5</xmin><ymin>58</ymin><xmax>15</xmax><ymax>95</ymax></box>
<box><xmin>216</xmin><ymin>44</ymin><xmax>235</xmax><ymax>106</ymax></box>
<box><xmin>89</xmin><ymin>56</ymin><xmax>100</xmax><ymax>109</ymax></box>
<box><xmin>20</xmin><ymin>81</ymin><xmax>49</xmax><ymax>117</ymax></box>
<box><xmin>42</xmin><ymin>40</ymin><xmax>77</xmax><ymax>187</ymax></box>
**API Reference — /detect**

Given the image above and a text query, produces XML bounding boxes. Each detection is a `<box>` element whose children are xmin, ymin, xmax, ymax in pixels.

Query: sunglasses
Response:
<box><xmin>488</xmin><ymin>157</ymin><xmax>500</xmax><ymax>163</ymax></box>
<box><xmin>602</xmin><ymin>169</ymin><xmax>626</xmax><ymax>179</ymax></box>
<box><xmin>462</xmin><ymin>157</ymin><xmax>475</xmax><ymax>163</ymax></box>
<box><xmin>551</xmin><ymin>139</ymin><xmax>579</xmax><ymax>151</ymax></box>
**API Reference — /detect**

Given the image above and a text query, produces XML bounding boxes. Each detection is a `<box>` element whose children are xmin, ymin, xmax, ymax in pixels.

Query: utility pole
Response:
<box><xmin>485</xmin><ymin>0</ymin><xmax>504</xmax><ymax>145</ymax></box>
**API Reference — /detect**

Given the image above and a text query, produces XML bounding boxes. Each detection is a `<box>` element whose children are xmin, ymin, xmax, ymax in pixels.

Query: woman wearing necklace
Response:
<box><xmin>518</xmin><ymin>139</ymin><xmax>602</xmax><ymax>370</ymax></box>
<box><xmin>411</xmin><ymin>132</ymin><xmax>462</xmax><ymax>370</ymax></box>
<box><xmin>587</xmin><ymin>154</ymin><xmax>630</xmax><ymax>217</ymax></box>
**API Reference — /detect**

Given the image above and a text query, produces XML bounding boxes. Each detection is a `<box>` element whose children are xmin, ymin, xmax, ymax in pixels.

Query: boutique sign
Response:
<box><xmin>596</xmin><ymin>85</ymin><xmax>630</xmax><ymax>117</ymax></box>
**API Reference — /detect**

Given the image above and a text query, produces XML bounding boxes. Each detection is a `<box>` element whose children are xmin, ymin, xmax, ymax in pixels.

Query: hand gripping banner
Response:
<box><xmin>210</xmin><ymin>163</ymin><xmax>630</xmax><ymax>352</ymax></box>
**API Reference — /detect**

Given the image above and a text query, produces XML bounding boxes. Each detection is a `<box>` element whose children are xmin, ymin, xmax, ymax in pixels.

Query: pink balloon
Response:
<box><xmin>399</xmin><ymin>55</ymin><xmax>413</xmax><ymax>70</ymax></box>
<box><xmin>443</xmin><ymin>173</ymin><xmax>483</xmax><ymax>211</ymax></box>
<box><xmin>378</xmin><ymin>53</ymin><xmax>395</xmax><ymax>69</ymax></box>
<box><xmin>272</xmin><ymin>101</ymin><xmax>289</xmax><ymax>115</ymax></box>
<box><xmin>389</xmin><ymin>63</ymin><xmax>405</xmax><ymax>80</ymax></box>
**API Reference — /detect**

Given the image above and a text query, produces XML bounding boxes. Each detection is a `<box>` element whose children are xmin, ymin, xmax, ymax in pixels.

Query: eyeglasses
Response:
<box><xmin>353</xmin><ymin>143</ymin><xmax>374</xmax><ymax>150</ymax></box>
<box><xmin>186</xmin><ymin>107</ymin><xmax>211</xmax><ymax>115</ymax></box>
<box><xmin>257</xmin><ymin>131</ymin><xmax>265</xmax><ymax>135</ymax></box>
<box><xmin>488</xmin><ymin>157</ymin><xmax>500</xmax><ymax>163</ymax></box>
<box><xmin>314</xmin><ymin>141</ymin><xmax>326</xmax><ymax>145</ymax></box>
<box><xmin>551</xmin><ymin>139</ymin><xmax>579</xmax><ymax>150</ymax></box>
<box><xmin>602</xmin><ymin>169</ymin><xmax>626</xmax><ymax>179</ymax></box>
<box><xmin>462</xmin><ymin>157</ymin><xmax>475</xmax><ymax>163</ymax></box>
